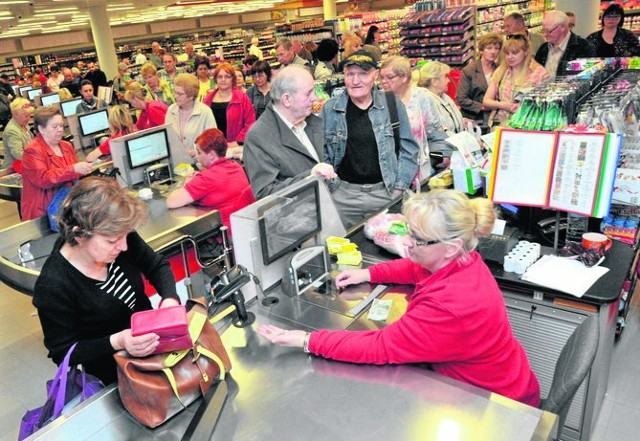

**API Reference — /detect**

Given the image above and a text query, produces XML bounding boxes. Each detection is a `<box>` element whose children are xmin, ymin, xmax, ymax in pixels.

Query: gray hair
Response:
<box><xmin>270</xmin><ymin>65</ymin><xmax>309</xmax><ymax>104</ymax></box>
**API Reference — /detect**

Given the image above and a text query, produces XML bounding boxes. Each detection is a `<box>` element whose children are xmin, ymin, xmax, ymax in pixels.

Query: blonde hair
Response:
<box><xmin>10</xmin><ymin>97</ymin><xmax>31</xmax><ymax>113</ymax></box>
<box><xmin>417</xmin><ymin>61</ymin><xmax>451</xmax><ymax>88</ymax></box>
<box><xmin>124</xmin><ymin>81</ymin><xmax>149</xmax><ymax>103</ymax></box>
<box><xmin>492</xmin><ymin>36</ymin><xmax>531</xmax><ymax>87</ymax></box>
<box><xmin>108</xmin><ymin>105</ymin><xmax>135</xmax><ymax>136</ymax></box>
<box><xmin>139</xmin><ymin>62</ymin><xmax>158</xmax><ymax>78</ymax></box>
<box><xmin>58</xmin><ymin>88</ymin><xmax>73</xmax><ymax>101</ymax></box>
<box><xmin>342</xmin><ymin>34</ymin><xmax>363</xmax><ymax>58</ymax></box>
<box><xmin>174</xmin><ymin>73</ymin><xmax>199</xmax><ymax>99</ymax></box>
<box><xmin>403</xmin><ymin>190</ymin><xmax>496</xmax><ymax>254</ymax></box>
<box><xmin>380</xmin><ymin>56</ymin><xmax>411</xmax><ymax>78</ymax></box>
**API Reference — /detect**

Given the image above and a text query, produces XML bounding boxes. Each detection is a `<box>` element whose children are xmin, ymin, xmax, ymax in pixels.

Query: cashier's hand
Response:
<box><xmin>311</xmin><ymin>163</ymin><xmax>337</xmax><ymax>180</ymax></box>
<box><xmin>335</xmin><ymin>269</ymin><xmax>371</xmax><ymax>290</ymax></box>
<box><xmin>110</xmin><ymin>329</ymin><xmax>160</xmax><ymax>357</ymax></box>
<box><xmin>73</xmin><ymin>161</ymin><xmax>93</xmax><ymax>175</ymax></box>
<box><xmin>257</xmin><ymin>324</ymin><xmax>306</xmax><ymax>349</ymax></box>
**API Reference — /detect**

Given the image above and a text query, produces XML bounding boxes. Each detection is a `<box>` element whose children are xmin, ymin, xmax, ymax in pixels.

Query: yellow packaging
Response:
<box><xmin>326</xmin><ymin>236</ymin><xmax>352</xmax><ymax>254</ymax></box>
<box><xmin>336</xmin><ymin>250</ymin><xmax>362</xmax><ymax>266</ymax></box>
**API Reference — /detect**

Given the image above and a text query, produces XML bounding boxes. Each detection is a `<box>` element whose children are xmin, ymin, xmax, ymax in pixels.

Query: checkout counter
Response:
<box><xmin>20</xmin><ymin>178</ymin><xmax>566</xmax><ymax>441</ymax></box>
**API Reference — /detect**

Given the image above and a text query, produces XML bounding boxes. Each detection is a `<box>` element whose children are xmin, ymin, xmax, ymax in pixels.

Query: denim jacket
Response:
<box><xmin>322</xmin><ymin>87</ymin><xmax>419</xmax><ymax>192</ymax></box>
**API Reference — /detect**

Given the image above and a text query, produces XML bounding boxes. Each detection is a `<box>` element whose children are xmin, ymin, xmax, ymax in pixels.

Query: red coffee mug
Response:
<box><xmin>582</xmin><ymin>232</ymin><xmax>612</xmax><ymax>254</ymax></box>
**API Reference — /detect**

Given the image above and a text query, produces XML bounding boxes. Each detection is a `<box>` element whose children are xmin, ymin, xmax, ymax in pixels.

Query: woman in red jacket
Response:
<box><xmin>21</xmin><ymin>106</ymin><xmax>93</xmax><ymax>220</ymax></box>
<box><xmin>259</xmin><ymin>190</ymin><xmax>540</xmax><ymax>407</ymax></box>
<box><xmin>203</xmin><ymin>62</ymin><xmax>255</xmax><ymax>160</ymax></box>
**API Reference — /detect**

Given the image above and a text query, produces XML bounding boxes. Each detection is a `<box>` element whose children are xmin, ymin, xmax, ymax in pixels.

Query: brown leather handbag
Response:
<box><xmin>114</xmin><ymin>297</ymin><xmax>232</xmax><ymax>428</ymax></box>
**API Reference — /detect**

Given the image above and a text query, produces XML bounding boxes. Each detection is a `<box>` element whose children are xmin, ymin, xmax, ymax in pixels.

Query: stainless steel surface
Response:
<box><xmin>0</xmin><ymin>168</ymin><xmax>22</xmax><ymax>202</ymax></box>
<box><xmin>24</xmin><ymin>292</ymin><xmax>558</xmax><ymax>441</ymax></box>
<box><xmin>0</xmin><ymin>195</ymin><xmax>221</xmax><ymax>295</ymax></box>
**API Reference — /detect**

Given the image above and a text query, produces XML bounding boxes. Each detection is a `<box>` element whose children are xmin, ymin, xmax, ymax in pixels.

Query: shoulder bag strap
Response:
<box><xmin>384</xmin><ymin>90</ymin><xmax>400</xmax><ymax>157</ymax></box>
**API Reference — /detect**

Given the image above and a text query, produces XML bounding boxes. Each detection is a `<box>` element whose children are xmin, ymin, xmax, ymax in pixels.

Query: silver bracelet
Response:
<box><xmin>303</xmin><ymin>332</ymin><xmax>311</xmax><ymax>354</ymax></box>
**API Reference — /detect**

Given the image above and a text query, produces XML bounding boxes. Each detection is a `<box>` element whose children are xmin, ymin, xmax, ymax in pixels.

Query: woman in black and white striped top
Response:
<box><xmin>33</xmin><ymin>177</ymin><xmax>181</xmax><ymax>385</ymax></box>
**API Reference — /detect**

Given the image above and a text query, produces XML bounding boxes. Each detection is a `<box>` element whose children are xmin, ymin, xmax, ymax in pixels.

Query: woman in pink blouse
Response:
<box><xmin>483</xmin><ymin>34</ymin><xmax>549</xmax><ymax>126</ymax></box>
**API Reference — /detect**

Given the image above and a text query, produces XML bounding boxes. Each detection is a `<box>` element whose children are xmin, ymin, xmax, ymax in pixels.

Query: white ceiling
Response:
<box><xmin>0</xmin><ymin>0</ymin><xmax>293</xmax><ymax>39</ymax></box>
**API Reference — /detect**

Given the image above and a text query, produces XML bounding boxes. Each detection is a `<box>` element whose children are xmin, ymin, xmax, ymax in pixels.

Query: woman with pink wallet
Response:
<box><xmin>32</xmin><ymin>177</ymin><xmax>181</xmax><ymax>385</ymax></box>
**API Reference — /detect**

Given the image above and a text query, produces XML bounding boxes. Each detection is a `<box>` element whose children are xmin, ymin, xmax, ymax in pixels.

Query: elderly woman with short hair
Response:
<box><xmin>140</xmin><ymin>62</ymin><xmax>175</xmax><ymax>106</ymax></box>
<box><xmin>165</xmin><ymin>73</ymin><xmax>216</xmax><ymax>166</ymax></box>
<box><xmin>2</xmin><ymin>97</ymin><xmax>33</xmax><ymax>169</ymax></box>
<box><xmin>21</xmin><ymin>106</ymin><xmax>93</xmax><ymax>220</ymax></box>
<box><xmin>380</xmin><ymin>56</ymin><xmax>437</xmax><ymax>180</ymax></box>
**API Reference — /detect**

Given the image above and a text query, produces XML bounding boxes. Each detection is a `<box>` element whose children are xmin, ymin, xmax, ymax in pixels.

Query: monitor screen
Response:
<box><xmin>19</xmin><ymin>85</ymin><xmax>33</xmax><ymax>96</ymax></box>
<box><xmin>40</xmin><ymin>93</ymin><xmax>60</xmax><ymax>107</ymax></box>
<box><xmin>125</xmin><ymin>128</ymin><xmax>171</xmax><ymax>169</ymax></box>
<box><xmin>27</xmin><ymin>88</ymin><xmax>42</xmax><ymax>100</ymax></box>
<box><xmin>78</xmin><ymin>109</ymin><xmax>109</xmax><ymax>137</ymax></box>
<box><xmin>60</xmin><ymin>97</ymin><xmax>83</xmax><ymax>118</ymax></box>
<box><xmin>11</xmin><ymin>85</ymin><xmax>19</xmax><ymax>96</ymax></box>
<box><xmin>258</xmin><ymin>180</ymin><xmax>322</xmax><ymax>265</ymax></box>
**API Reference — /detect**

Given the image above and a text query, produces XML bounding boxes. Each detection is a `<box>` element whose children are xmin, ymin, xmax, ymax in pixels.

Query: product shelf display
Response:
<box><xmin>399</xmin><ymin>6</ymin><xmax>475</xmax><ymax>66</ymax></box>
<box><xmin>359</xmin><ymin>9</ymin><xmax>406</xmax><ymax>57</ymax></box>
<box><xmin>274</xmin><ymin>18</ymin><xmax>334</xmax><ymax>45</ymax></box>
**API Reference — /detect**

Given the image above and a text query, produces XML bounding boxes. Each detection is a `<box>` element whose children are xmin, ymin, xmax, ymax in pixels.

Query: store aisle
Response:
<box><xmin>0</xmin><ymin>198</ymin><xmax>639</xmax><ymax>440</ymax></box>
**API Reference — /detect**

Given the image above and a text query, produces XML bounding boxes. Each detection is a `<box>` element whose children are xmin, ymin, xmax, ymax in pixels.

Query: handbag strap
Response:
<box><xmin>161</xmin><ymin>310</ymin><xmax>225</xmax><ymax>403</ymax></box>
<box><xmin>50</xmin><ymin>343</ymin><xmax>77</xmax><ymax>418</ymax></box>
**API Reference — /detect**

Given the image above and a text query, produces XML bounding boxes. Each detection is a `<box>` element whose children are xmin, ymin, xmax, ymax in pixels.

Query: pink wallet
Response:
<box><xmin>131</xmin><ymin>305</ymin><xmax>192</xmax><ymax>355</ymax></box>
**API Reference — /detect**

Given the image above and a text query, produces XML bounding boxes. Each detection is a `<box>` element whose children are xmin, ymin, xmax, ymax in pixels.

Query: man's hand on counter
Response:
<box><xmin>310</xmin><ymin>163</ymin><xmax>337</xmax><ymax>180</ymax></box>
<box><xmin>258</xmin><ymin>324</ymin><xmax>306</xmax><ymax>349</ymax></box>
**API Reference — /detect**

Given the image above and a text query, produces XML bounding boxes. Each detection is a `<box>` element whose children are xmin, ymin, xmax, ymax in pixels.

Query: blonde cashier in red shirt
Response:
<box><xmin>258</xmin><ymin>189</ymin><xmax>541</xmax><ymax>407</ymax></box>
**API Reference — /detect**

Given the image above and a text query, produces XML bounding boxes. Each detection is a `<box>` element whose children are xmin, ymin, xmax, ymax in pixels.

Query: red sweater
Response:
<box><xmin>21</xmin><ymin>135</ymin><xmax>80</xmax><ymax>220</ymax></box>
<box><xmin>310</xmin><ymin>252</ymin><xmax>540</xmax><ymax>407</ymax></box>
<box><xmin>202</xmin><ymin>88</ymin><xmax>255</xmax><ymax>143</ymax></box>
<box><xmin>136</xmin><ymin>100</ymin><xmax>168</xmax><ymax>130</ymax></box>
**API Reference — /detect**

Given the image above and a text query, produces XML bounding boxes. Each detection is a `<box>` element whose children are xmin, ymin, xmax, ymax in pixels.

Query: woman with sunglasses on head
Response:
<box><xmin>258</xmin><ymin>189</ymin><xmax>540</xmax><ymax>407</ymax></box>
<box><xmin>587</xmin><ymin>4</ymin><xmax>640</xmax><ymax>57</ymax></box>
<box><xmin>482</xmin><ymin>34</ymin><xmax>549</xmax><ymax>127</ymax></box>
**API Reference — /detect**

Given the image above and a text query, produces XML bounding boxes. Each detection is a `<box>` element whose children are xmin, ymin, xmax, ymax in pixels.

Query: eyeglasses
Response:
<box><xmin>505</xmin><ymin>34</ymin><xmax>528</xmax><ymax>41</ymax></box>
<box><xmin>408</xmin><ymin>231</ymin><xmax>444</xmax><ymax>247</ymax></box>
<box><xmin>604</xmin><ymin>14</ymin><xmax>621</xmax><ymax>19</ymax></box>
<box><xmin>251</xmin><ymin>72</ymin><xmax>266</xmax><ymax>77</ymax></box>
<box><xmin>380</xmin><ymin>74</ymin><xmax>399</xmax><ymax>82</ymax></box>
<box><xmin>541</xmin><ymin>25</ymin><xmax>560</xmax><ymax>35</ymax></box>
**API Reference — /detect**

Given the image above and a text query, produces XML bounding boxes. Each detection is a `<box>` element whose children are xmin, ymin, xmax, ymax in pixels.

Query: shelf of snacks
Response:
<box><xmin>400</xmin><ymin>6</ymin><xmax>475</xmax><ymax>66</ymax></box>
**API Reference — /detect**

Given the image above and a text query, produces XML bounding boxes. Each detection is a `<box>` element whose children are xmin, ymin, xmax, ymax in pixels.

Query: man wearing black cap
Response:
<box><xmin>322</xmin><ymin>50</ymin><xmax>419</xmax><ymax>228</ymax></box>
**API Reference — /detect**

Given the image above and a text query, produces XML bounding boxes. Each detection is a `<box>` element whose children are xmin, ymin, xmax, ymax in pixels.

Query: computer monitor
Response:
<box><xmin>27</xmin><ymin>88</ymin><xmax>42</xmax><ymax>101</ymax></box>
<box><xmin>11</xmin><ymin>85</ymin><xmax>19</xmax><ymax>96</ymax></box>
<box><xmin>258</xmin><ymin>180</ymin><xmax>322</xmax><ymax>265</ymax></box>
<box><xmin>78</xmin><ymin>108</ymin><xmax>109</xmax><ymax>137</ymax></box>
<box><xmin>124</xmin><ymin>128</ymin><xmax>171</xmax><ymax>169</ymax></box>
<box><xmin>39</xmin><ymin>92</ymin><xmax>60</xmax><ymax>107</ymax></box>
<box><xmin>231</xmin><ymin>176</ymin><xmax>346</xmax><ymax>302</ymax></box>
<box><xmin>60</xmin><ymin>97</ymin><xmax>83</xmax><ymax>118</ymax></box>
<box><xmin>18</xmin><ymin>85</ymin><xmax>33</xmax><ymax>98</ymax></box>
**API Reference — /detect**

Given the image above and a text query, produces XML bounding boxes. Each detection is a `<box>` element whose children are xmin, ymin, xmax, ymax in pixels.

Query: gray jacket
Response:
<box><xmin>244</xmin><ymin>103</ymin><xmax>324</xmax><ymax>200</ymax></box>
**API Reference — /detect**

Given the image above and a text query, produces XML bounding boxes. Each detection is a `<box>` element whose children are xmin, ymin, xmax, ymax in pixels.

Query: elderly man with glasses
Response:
<box><xmin>535</xmin><ymin>10</ymin><xmax>595</xmax><ymax>78</ymax></box>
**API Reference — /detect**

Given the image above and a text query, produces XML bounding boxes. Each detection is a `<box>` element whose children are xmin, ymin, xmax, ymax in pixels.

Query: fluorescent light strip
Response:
<box><xmin>107</xmin><ymin>6</ymin><xmax>135</xmax><ymax>11</ymax></box>
<box><xmin>42</xmin><ymin>28</ymin><xmax>71</xmax><ymax>33</ymax></box>
<box><xmin>34</xmin><ymin>8</ymin><xmax>78</xmax><ymax>13</ymax></box>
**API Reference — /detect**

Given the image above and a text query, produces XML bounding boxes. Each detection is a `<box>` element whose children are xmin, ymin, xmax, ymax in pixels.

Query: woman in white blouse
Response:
<box><xmin>164</xmin><ymin>73</ymin><xmax>216</xmax><ymax>166</ymax></box>
<box><xmin>418</xmin><ymin>61</ymin><xmax>465</xmax><ymax>166</ymax></box>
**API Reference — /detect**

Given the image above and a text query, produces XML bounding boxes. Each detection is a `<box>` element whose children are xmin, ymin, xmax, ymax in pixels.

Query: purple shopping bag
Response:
<box><xmin>19</xmin><ymin>343</ymin><xmax>104</xmax><ymax>440</ymax></box>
